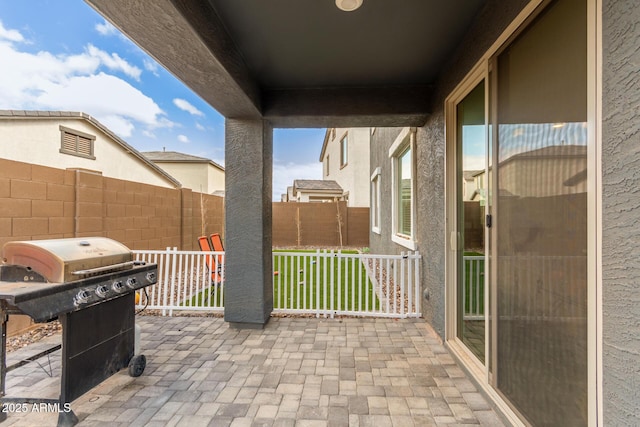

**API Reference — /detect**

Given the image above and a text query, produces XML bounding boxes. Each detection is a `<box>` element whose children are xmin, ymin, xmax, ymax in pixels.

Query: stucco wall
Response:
<box><xmin>370</xmin><ymin>0</ymin><xmax>530</xmax><ymax>336</ymax></box>
<box><xmin>323</xmin><ymin>127</ymin><xmax>371</xmax><ymax>207</ymax></box>
<box><xmin>207</xmin><ymin>164</ymin><xmax>225</xmax><ymax>193</ymax></box>
<box><xmin>601</xmin><ymin>0</ymin><xmax>640</xmax><ymax>424</ymax></box>
<box><xmin>0</xmin><ymin>118</ymin><xmax>176</xmax><ymax>188</ymax></box>
<box><xmin>369</xmin><ymin>127</ymin><xmax>404</xmax><ymax>255</ymax></box>
<box><xmin>155</xmin><ymin>162</ymin><xmax>225</xmax><ymax>194</ymax></box>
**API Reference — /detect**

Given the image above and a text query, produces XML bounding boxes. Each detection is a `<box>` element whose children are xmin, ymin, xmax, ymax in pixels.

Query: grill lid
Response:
<box><xmin>2</xmin><ymin>237</ymin><xmax>132</xmax><ymax>283</ymax></box>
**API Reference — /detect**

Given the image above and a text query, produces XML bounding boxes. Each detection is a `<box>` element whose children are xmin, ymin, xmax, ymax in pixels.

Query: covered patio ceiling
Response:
<box><xmin>85</xmin><ymin>0</ymin><xmax>485</xmax><ymax>127</ymax></box>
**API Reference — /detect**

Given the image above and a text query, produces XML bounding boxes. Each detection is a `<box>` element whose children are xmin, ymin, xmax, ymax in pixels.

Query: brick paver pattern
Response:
<box><xmin>2</xmin><ymin>316</ymin><xmax>506</xmax><ymax>426</ymax></box>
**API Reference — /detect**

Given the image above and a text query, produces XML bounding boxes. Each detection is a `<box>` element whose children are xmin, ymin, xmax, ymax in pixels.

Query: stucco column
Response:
<box><xmin>223</xmin><ymin>119</ymin><xmax>273</xmax><ymax>328</ymax></box>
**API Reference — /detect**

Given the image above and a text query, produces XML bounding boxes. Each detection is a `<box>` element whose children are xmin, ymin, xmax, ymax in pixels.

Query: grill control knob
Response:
<box><xmin>146</xmin><ymin>272</ymin><xmax>156</xmax><ymax>283</ymax></box>
<box><xmin>126</xmin><ymin>277</ymin><xmax>138</xmax><ymax>289</ymax></box>
<box><xmin>95</xmin><ymin>285</ymin><xmax>109</xmax><ymax>298</ymax></box>
<box><xmin>75</xmin><ymin>290</ymin><xmax>90</xmax><ymax>305</ymax></box>
<box><xmin>112</xmin><ymin>280</ymin><xmax>125</xmax><ymax>293</ymax></box>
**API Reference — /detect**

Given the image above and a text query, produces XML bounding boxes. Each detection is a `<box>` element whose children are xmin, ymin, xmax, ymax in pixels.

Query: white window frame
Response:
<box><xmin>388</xmin><ymin>127</ymin><xmax>416</xmax><ymax>250</ymax></box>
<box><xmin>340</xmin><ymin>133</ymin><xmax>348</xmax><ymax>168</ymax></box>
<box><xmin>370</xmin><ymin>167</ymin><xmax>381</xmax><ymax>234</ymax></box>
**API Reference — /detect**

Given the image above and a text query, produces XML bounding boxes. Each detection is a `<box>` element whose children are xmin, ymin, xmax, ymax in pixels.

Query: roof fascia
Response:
<box><xmin>85</xmin><ymin>0</ymin><xmax>261</xmax><ymax>119</ymax></box>
<box><xmin>263</xmin><ymin>86</ymin><xmax>432</xmax><ymax>128</ymax></box>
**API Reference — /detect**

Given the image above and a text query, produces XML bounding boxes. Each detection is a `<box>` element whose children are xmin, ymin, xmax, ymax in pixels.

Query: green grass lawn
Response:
<box><xmin>273</xmin><ymin>250</ymin><xmax>380</xmax><ymax>312</ymax></box>
<box><xmin>184</xmin><ymin>250</ymin><xmax>381</xmax><ymax>312</ymax></box>
<box><xmin>181</xmin><ymin>277</ymin><xmax>221</xmax><ymax>308</ymax></box>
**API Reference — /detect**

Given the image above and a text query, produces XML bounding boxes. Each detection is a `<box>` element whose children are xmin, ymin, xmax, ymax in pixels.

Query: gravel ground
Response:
<box><xmin>6</xmin><ymin>321</ymin><xmax>62</xmax><ymax>353</ymax></box>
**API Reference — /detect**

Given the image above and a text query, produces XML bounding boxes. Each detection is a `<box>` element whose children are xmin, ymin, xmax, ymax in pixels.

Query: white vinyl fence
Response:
<box><xmin>463</xmin><ymin>256</ymin><xmax>485</xmax><ymax>320</ymax></box>
<box><xmin>462</xmin><ymin>255</ymin><xmax>587</xmax><ymax>322</ymax></box>
<box><xmin>273</xmin><ymin>250</ymin><xmax>421</xmax><ymax>318</ymax></box>
<box><xmin>134</xmin><ymin>248</ymin><xmax>225</xmax><ymax>316</ymax></box>
<box><xmin>133</xmin><ymin>248</ymin><xmax>421</xmax><ymax>318</ymax></box>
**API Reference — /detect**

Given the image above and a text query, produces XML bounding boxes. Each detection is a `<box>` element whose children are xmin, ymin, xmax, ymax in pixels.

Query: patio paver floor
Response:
<box><xmin>1</xmin><ymin>316</ymin><xmax>506</xmax><ymax>426</ymax></box>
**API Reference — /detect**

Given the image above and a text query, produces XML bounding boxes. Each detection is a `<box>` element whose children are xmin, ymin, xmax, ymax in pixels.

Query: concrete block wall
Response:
<box><xmin>0</xmin><ymin>158</ymin><xmax>224</xmax><ymax>251</ymax></box>
<box><xmin>100</xmin><ymin>174</ymin><xmax>183</xmax><ymax>249</ymax></box>
<box><xmin>181</xmin><ymin>188</ymin><xmax>225</xmax><ymax>250</ymax></box>
<box><xmin>272</xmin><ymin>201</ymin><xmax>369</xmax><ymax>248</ymax></box>
<box><xmin>346</xmin><ymin>207</ymin><xmax>370</xmax><ymax>248</ymax></box>
<box><xmin>0</xmin><ymin>158</ymin><xmax>76</xmax><ymax>248</ymax></box>
<box><xmin>0</xmin><ymin>158</ymin><xmax>225</xmax><ymax>336</ymax></box>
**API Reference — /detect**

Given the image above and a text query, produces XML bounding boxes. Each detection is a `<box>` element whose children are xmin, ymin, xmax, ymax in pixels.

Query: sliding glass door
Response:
<box><xmin>447</xmin><ymin>0</ymin><xmax>589</xmax><ymax>425</ymax></box>
<box><xmin>494</xmin><ymin>0</ymin><xmax>588</xmax><ymax>424</ymax></box>
<box><xmin>455</xmin><ymin>80</ymin><xmax>487</xmax><ymax>364</ymax></box>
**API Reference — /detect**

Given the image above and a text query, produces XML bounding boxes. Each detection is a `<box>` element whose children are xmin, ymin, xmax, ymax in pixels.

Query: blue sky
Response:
<box><xmin>0</xmin><ymin>0</ymin><xmax>324</xmax><ymax>200</ymax></box>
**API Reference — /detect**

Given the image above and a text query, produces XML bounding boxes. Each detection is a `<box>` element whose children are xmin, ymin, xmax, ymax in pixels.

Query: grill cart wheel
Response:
<box><xmin>128</xmin><ymin>354</ymin><xmax>146</xmax><ymax>377</ymax></box>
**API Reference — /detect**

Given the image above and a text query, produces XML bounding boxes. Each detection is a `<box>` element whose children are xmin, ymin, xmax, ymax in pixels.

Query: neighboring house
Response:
<box><xmin>462</xmin><ymin>170</ymin><xmax>483</xmax><ymax>201</ymax></box>
<box><xmin>143</xmin><ymin>150</ymin><xmax>225</xmax><ymax>195</ymax></box>
<box><xmin>319</xmin><ymin>127</ymin><xmax>371</xmax><ymax>207</ymax></box>
<box><xmin>281</xmin><ymin>179</ymin><xmax>345</xmax><ymax>203</ymax></box>
<box><xmin>84</xmin><ymin>1</ymin><xmax>640</xmax><ymax>425</ymax></box>
<box><xmin>0</xmin><ymin>110</ymin><xmax>180</xmax><ymax>188</ymax></box>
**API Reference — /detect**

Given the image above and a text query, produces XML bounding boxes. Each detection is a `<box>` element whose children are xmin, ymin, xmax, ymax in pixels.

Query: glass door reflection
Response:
<box><xmin>456</xmin><ymin>80</ymin><xmax>486</xmax><ymax>364</ymax></box>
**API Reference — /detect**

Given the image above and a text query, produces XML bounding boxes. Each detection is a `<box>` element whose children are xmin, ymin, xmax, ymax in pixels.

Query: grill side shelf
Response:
<box><xmin>0</xmin><ymin>263</ymin><xmax>157</xmax><ymax>323</ymax></box>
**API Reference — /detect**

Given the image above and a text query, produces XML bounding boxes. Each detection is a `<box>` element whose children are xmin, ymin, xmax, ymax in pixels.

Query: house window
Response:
<box><xmin>397</xmin><ymin>147</ymin><xmax>412</xmax><ymax>235</ymax></box>
<box><xmin>325</xmin><ymin>155</ymin><xmax>330</xmax><ymax>176</ymax></box>
<box><xmin>370</xmin><ymin>167</ymin><xmax>381</xmax><ymax>234</ymax></box>
<box><xmin>389</xmin><ymin>127</ymin><xmax>416</xmax><ymax>249</ymax></box>
<box><xmin>340</xmin><ymin>134</ymin><xmax>348</xmax><ymax>167</ymax></box>
<box><xmin>60</xmin><ymin>126</ymin><xmax>96</xmax><ymax>159</ymax></box>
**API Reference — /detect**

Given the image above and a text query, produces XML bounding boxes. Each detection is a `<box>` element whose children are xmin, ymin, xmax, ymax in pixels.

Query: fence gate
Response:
<box><xmin>134</xmin><ymin>248</ymin><xmax>421</xmax><ymax>318</ymax></box>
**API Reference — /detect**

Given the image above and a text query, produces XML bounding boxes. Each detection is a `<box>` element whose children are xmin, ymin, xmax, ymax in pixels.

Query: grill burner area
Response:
<box><xmin>0</xmin><ymin>238</ymin><xmax>157</xmax><ymax>426</ymax></box>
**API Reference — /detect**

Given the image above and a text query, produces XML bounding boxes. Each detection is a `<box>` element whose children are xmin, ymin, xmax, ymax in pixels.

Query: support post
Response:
<box><xmin>224</xmin><ymin>119</ymin><xmax>273</xmax><ymax>328</ymax></box>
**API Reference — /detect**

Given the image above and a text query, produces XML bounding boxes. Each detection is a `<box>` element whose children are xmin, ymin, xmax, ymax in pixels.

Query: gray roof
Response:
<box><xmin>463</xmin><ymin>170</ymin><xmax>483</xmax><ymax>180</ymax></box>
<box><xmin>143</xmin><ymin>151</ymin><xmax>225</xmax><ymax>171</ymax></box>
<box><xmin>293</xmin><ymin>179</ymin><xmax>343</xmax><ymax>191</ymax></box>
<box><xmin>0</xmin><ymin>110</ymin><xmax>181</xmax><ymax>188</ymax></box>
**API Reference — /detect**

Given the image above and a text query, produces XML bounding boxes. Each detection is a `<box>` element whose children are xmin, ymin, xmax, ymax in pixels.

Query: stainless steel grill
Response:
<box><xmin>0</xmin><ymin>237</ymin><xmax>157</xmax><ymax>427</ymax></box>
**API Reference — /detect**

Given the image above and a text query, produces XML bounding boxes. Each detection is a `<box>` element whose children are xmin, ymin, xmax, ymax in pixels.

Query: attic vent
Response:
<box><xmin>60</xmin><ymin>126</ymin><xmax>96</xmax><ymax>159</ymax></box>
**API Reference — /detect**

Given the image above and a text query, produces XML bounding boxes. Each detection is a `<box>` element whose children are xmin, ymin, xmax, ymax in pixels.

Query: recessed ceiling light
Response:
<box><xmin>336</xmin><ymin>0</ymin><xmax>363</xmax><ymax>12</ymax></box>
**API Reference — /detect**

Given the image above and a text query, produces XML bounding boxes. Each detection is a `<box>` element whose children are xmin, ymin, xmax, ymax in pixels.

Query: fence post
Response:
<box><xmin>316</xmin><ymin>250</ymin><xmax>321</xmax><ymax>318</ymax></box>
<box><xmin>168</xmin><ymin>247</ymin><xmax>178</xmax><ymax>316</ymax></box>
<box><xmin>161</xmin><ymin>247</ymin><xmax>170</xmax><ymax>316</ymax></box>
<box><xmin>414</xmin><ymin>251</ymin><xmax>420</xmax><ymax>316</ymax></box>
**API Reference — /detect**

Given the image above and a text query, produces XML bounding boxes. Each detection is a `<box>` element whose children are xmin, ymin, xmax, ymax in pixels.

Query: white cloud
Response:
<box><xmin>272</xmin><ymin>162</ymin><xmax>322</xmax><ymax>201</ymax></box>
<box><xmin>195</xmin><ymin>123</ymin><xmax>205</xmax><ymax>131</ymax></box>
<box><xmin>99</xmin><ymin>114</ymin><xmax>135</xmax><ymax>137</ymax></box>
<box><xmin>0</xmin><ymin>26</ymin><xmax>173</xmax><ymax>139</ymax></box>
<box><xmin>143</xmin><ymin>58</ymin><xmax>159</xmax><ymax>76</ymax></box>
<box><xmin>0</xmin><ymin>20</ymin><xmax>24</xmax><ymax>43</ymax></box>
<box><xmin>178</xmin><ymin>134</ymin><xmax>189</xmax><ymax>143</ymax></box>
<box><xmin>173</xmin><ymin>98</ymin><xmax>204</xmax><ymax>117</ymax></box>
<box><xmin>86</xmin><ymin>44</ymin><xmax>141</xmax><ymax>80</ymax></box>
<box><xmin>95</xmin><ymin>20</ymin><xmax>118</xmax><ymax>37</ymax></box>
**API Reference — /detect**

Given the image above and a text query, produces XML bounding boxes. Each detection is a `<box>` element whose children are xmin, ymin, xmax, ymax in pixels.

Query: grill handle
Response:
<box><xmin>72</xmin><ymin>261</ymin><xmax>145</xmax><ymax>276</ymax></box>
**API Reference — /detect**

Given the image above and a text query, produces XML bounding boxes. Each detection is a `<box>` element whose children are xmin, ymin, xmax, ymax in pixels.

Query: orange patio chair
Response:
<box><xmin>209</xmin><ymin>233</ymin><xmax>225</xmax><ymax>282</ymax></box>
<box><xmin>198</xmin><ymin>235</ymin><xmax>224</xmax><ymax>285</ymax></box>
<box><xmin>209</xmin><ymin>233</ymin><xmax>224</xmax><ymax>252</ymax></box>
